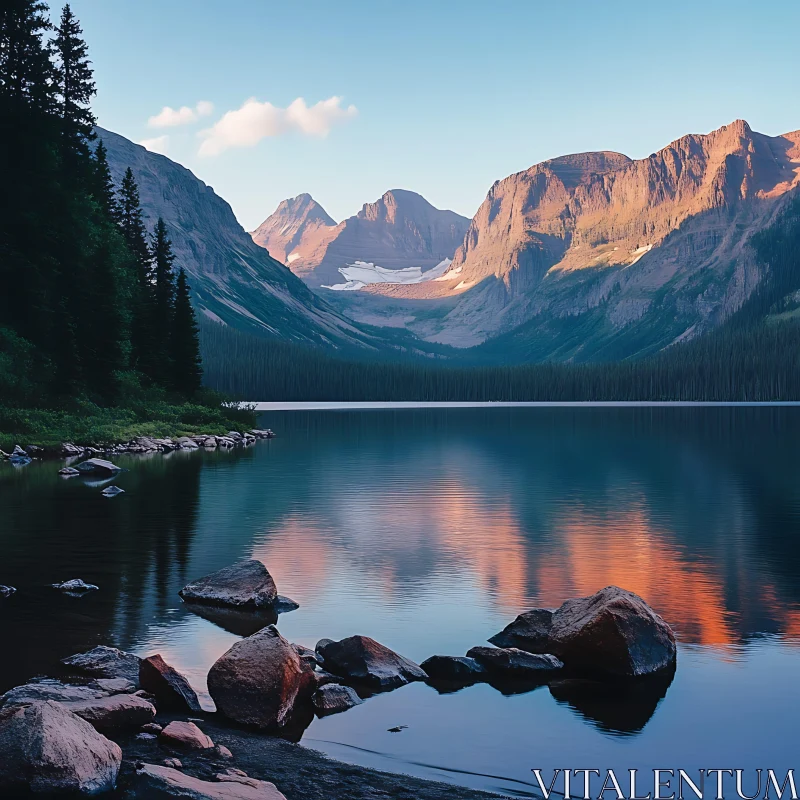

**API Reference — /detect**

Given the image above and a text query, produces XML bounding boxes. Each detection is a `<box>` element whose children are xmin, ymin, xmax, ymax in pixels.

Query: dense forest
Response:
<box><xmin>0</xmin><ymin>2</ymin><xmax>255</xmax><ymax>443</ymax></box>
<box><xmin>0</xmin><ymin>1</ymin><xmax>203</xmax><ymax>406</ymax></box>
<box><xmin>202</xmin><ymin>195</ymin><xmax>800</xmax><ymax>402</ymax></box>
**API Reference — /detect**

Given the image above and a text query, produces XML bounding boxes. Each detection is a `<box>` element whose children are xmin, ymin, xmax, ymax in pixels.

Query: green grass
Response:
<box><xmin>0</xmin><ymin>396</ymin><xmax>257</xmax><ymax>450</ymax></box>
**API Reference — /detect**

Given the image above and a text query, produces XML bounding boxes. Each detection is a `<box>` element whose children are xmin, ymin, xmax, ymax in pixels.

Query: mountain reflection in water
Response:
<box><xmin>1</xmin><ymin>407</ymin><xmax>798</xmax><ymax>795</ymax></box>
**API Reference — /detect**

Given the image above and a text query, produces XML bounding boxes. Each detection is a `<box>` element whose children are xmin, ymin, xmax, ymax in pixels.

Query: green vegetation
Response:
<box><xmin>0</xmin><ymin>1</ymin><xmax>236</xmax><ymax>445</ymax></box>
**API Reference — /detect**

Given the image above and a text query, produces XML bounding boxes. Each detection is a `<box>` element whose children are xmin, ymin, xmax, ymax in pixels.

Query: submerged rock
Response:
<box><xmin>420</xmin><ymin>655</ymin><xmax>487</xmax><ymax>682</ymax></box>
<box><xmin>489</xmin><ymin>586</ymin><xmax>677</xmax><ymax>677</ymax></box>
<box><xmin>207</xmin><ymin>626</ymin><xmax>317</xmax><ymax>731</ymax></box>
<box><xmin>466</xmin><ymin>646</ymin><xmax>563</xmax><ymax>677</ymax></box>
<box><xmin>134</xmin><ymin>763</ymin><xmax>287</xmax><ymax>800</ymax></box>
<box><xmin>139</xmin><ymin>654</ymin><xmax>201</xmax><ymax>712</ymax></box>
<box><xmin>51</xmin><ymin>578</ymin><xmax>99</xmax><ymax>593</ymax></box>
<box><xmin>0</xmin><ymin>700</ymin><xmax>121</xmax><ymax>795</ymax></box>
<box><xmin>316</xmin><ymin>635</ymin><xmax>427</xmax><ymax>690</ymax></box>
<box><xmin>0</xmin><ymin>585</ymin><xmax>16</xmax><ymax>599</ymax></box>
<box><xmin>312</xmin><ymin>684</ymin><xmax>363</xmax><ymax>716</ymax></box>
<box><xmin>159</xmin><ymin>720</ymin><xmax>214</xmax><ymax>751</ymax></box>
<box><xmin>61</xmin><ymin>645</ymin><xmax>142</xmax><ymax>686</ymax></box>
<box><xmin>179</xmin><ymin>560</ymin><xmax>278</xmax><ymax>609</ymax></box>
<box><xmin>75</xmin><ymin>458</ymin><xmax>122</xmax><ymax>476</ymax></box>
<box><xmin>64</xmin><ymin>693</ymin><xmax>156</xmax><ymax>732</ymax></box>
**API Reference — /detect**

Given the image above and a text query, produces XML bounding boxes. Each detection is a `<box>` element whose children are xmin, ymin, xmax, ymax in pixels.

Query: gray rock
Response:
<box><xmin>93</xmin><ymin>677</ymin><xmax>136</xmax><ymax>694</ymax></box>
<box><xmin>162</xmin><ymin>758</ymin><xmax>182</xmax><ymax>769</ymax></box>
<box><xmin>12</xmin><ymin>445</ymin><xmax>26</xmax><ymax>456</ymax></box>
<box><xmin>273</xmin><ymin>595</ymin><xmax>300</xmax><ymax>613</ymax></box>
<box><xmin>179</xmin><ymin>560</ymin><xmax>278</xmax><ymax>609</ymax></box>
<box><xmin>134</xmin><ymin>763</ymin><xmax>287</xmax><ymax>799</ymax></box>
<box><xmin>1</xmin><ymin>679</ymin><xmax>106</xmax><ymax>709</ymax></box>
<box><xmin>51</xmin><ymin>579</ymin><xmax>99</xmax><ymax>593</ymax></box>
<box><xmin>420</xmin><ymin>655</ymin><xmax>488</xmax><ymax>682</ymax></box>
<box><xmin>207</xmin><ymin>626</ymin><xmax>317</xmax><ymax>730</ymax></box>
<box><xmin>61</xmin><ymin>442</ymin><xmax>84</xmax><ymax>456</ymax></box>
<box><xmin>75</xmin><ymin>458</ymin><xmax>122</xmax><ymax>476</ymax></box>
<box><xmin>159</xmin><ymin>720</ymin><xmax>214</xmax><ymax>751</ymax></box>
<box><xmin>64</xmin><ymin>693</ymin><xmax>157</xmax><ymax>732</ymax></box>
<box><xmin>141</xmin><ymin>722</ymin><xmax>163</xmax><ymax>734</ymax></box>
<box><xmin>62</xmin><ymin>646</ymin><xmax>142</xmax><ymax>685</ymax></box>
<box><xmin>214</xmin><ymin>744</ymin><xmax>233</xmax><ymax>759</ymax></box>
<box><xmin>312</xmin><ymin>684</ymin><xmax>363</xmax><ymax>716</ymax></box>
<box><xmin>466</xmin><ymin>646</ymin><xmax>563</xmax><ymax>677</ymax></box>
<box><xmin>0</xmin><ymin>700</ymin><xmax>121</xmax><ymax>795</ymax></box>
<box><xmin>139</xmin><ymin>654</ymin><xmax>201</xmax><ymax>712</ymax></box>
<box><xmin>291</xmin><ymin>643</ymin><xmax>321</xmax><ymax>667</ymax></box>
<box><xmin>316</xmin><ymin>636</ymin><xmax>427</xmax><ymax>690</ymax></box>
<box><xmin>101</xmin><ymin>485</ymin><xmax>125</xmax><ymax>496</ymax></box>
<box><xmin>59</xmin><ymin>466</ymin><xmax>81</xmax><ymax>476</ymax></box>
<box><xmin>488</xmin><ymin>608</ymin><xmax>554</xmax><ymax>652</ymax></box>
<box><xmin>0</xmin><ymin>585</ymin><xmax>16</xmax><ymax>599</ymax></box>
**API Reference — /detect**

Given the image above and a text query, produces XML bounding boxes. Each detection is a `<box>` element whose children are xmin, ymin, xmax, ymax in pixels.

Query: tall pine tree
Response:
<box><xmin>117</xmin><ymin>167</ymin><xmax>155</xmax><ymax>375</ymax></box>
<box><xmin>52</xmin><ymin>3</ymin><xmax>95</xmax><ymax>178</ymax></box>
<box><xmin>172</xmin><ymin>269</ymin><xmax>203</xmax><ymax>396</ymax></box>
<box><xmin>151</xmin><ymin>217</ymin><xmax>177</xmax><ymax>381</ymax></box>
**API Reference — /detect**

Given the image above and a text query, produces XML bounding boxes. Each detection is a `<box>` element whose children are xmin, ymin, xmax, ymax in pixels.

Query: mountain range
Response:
<box><xmin>102</xmin><ymin>120</ymin><xmax>800</xmax><ymax>364</ymax></box>
<box><xmin>251</xmin><ymin>120</ymin><xmax>800</xmax><ymax>359</ymax></box>
<box><xmin>251</xmin><ymin>189</ymin><xmax>470</xmax><ymax>289</ymax></box>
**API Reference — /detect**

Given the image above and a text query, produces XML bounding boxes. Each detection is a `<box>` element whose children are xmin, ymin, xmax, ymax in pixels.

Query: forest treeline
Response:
<box><xmin>0</xmin><ymin>1</ymin><xmax>202</xmax><ymax>406</ymax></box>
<box><xmin>202</xmin><ymin>195</ymin><xmax>800</xmax><ymax>402</ymax></box>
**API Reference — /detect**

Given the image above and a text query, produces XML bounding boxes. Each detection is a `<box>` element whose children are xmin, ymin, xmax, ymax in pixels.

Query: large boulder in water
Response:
<box><xmin>139</xmin><ymin>654</ymin><xmax>201</xmax><ymax>712</ymax></box>
<box><xmin>207</xmin><ymin>626</ymin><xmax>317</xmax><ymax>731</ymax></box>
<box><xmin>179</xmin><ymin>560</ymin><xmax>278</xmax><ymax>609</ymax></box>
<box><xmin>489</xmin><ymin>586</ymin><xmax>676</xmax><ymax>677</ymax></box>
<box><xmin>61</xmin><ymin>645</ymin><xmax>142</xmax><ymax>686</ymax></box>
<box><xmin>316</xmin><ymin>635</ymin><xmax>427</xmax><ymax>690</ymax></box>
<box><xmin>0</xmin><ymin>700</ymin><xmax>122</xmax><ymax>794</ymax></box>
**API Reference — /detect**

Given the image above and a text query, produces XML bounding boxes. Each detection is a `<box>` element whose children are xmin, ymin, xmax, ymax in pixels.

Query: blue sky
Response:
<box><xmin>62</xmin><ymin>0</ymin><xmax>800</xmax><ymax>231</ymax></box>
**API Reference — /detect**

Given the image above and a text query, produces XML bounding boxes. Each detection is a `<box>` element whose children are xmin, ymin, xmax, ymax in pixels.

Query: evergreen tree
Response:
<box><xmin>151</xmin><ymin>217</ymin><xmax>177</xmax><ymax>380</ymax></box>
<box><xmin>52</xmin><ymin>3</ymin><xmax>95</xmax><ymax>173</ymax></box>
<box><xmin>172</xmin><ymin>269</ymin><xmax>203</xmax><ymax>396</ymax></box>
<box><xmin>0</xmin><ymin>1</ymin><xmax>58</xmax><ymax>346</ymax></box>
<box><xmin>117</xmin><ymin>167</ymin><xmax>155</xmax><ymax>374</ymax></box>
<box><xmin>91</xmin><ymin>138</ymin><xmax>118</xmax><ymax>220</ymax></box>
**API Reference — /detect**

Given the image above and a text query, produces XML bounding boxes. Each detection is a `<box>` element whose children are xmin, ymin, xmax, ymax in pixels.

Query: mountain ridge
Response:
<box><xmin>251</xmin><ymin>189</ymin><xmax>470</xmax><ymax>287</ymax></box>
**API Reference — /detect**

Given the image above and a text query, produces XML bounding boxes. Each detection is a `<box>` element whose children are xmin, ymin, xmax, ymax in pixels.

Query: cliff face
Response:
<box><xmin>98</xmin><ymin>129</ymin><xmax>375</xmax><ymax>348</ymax></box>
<box><xmin>252</xmin><ymin>189</ymin><xmax>470</xmax><ymax>287</ymax></box>
<box><xmin>361</xmin><ymin>121</ymin><xmax>800</xmax><ymax>354</ymax></box>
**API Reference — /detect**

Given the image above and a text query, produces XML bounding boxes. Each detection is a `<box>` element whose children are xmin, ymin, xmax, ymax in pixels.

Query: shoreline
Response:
<box><xmin>250</xmin><ymin>400</ymin><xmax>800</xmax><ymax>410</ymax></box>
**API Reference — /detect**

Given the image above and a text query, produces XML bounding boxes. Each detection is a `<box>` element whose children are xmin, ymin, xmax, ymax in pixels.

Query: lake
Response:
<box><xmin>1</xmin><ymin>406</ymin><xmax>799</xmax><ymax>797</ymax></box>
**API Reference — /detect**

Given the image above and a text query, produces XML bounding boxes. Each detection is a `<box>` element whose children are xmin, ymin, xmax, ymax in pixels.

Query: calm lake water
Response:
<box><xmin>1</xmin><ymin>407</ymin><xmax>799</xmax><ymax>797</ymax></box>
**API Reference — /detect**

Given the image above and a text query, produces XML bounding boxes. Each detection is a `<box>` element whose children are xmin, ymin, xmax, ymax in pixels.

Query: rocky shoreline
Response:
<box><xmin>0</xmin><ymin>429</ymin><xmax>276</xmax><ymax>465</ymax></box>
<box><xmin>0</xmin><ymin>558</ymin><xmax>679</xmax><ymax>798</ymax></box>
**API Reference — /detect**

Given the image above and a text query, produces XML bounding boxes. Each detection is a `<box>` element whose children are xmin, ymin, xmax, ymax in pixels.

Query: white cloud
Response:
<box><xmin>139</xmin><ymin>135</ymin><xmax>169</xmax><ymax>154</ymax></box>
<box><xmin>197</xmin><ymin>96</ymin><xmax>358</xmax><ymax>157</ymax></box>
<box><xmin>148</xmin><ymin>101</ymin><xmax>214</xmax><ymax>129</ymax></box>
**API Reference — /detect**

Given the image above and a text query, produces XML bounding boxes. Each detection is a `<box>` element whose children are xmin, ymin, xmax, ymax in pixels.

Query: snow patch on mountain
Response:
<box><xmin>323</xmin><ymin>258</ymin><xmax>453</xmax><ymax>291</ymax></box>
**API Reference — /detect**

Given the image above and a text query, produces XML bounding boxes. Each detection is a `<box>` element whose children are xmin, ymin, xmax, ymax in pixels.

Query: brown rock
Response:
<box><xmin>159</xmin><ymin>720</ymin><xmax>214</xmax><ymax>751</ymax></box>
<box><xmin>207</xmin><ymin>626</ymin><xmax>316</xmax><ymax>730</ymax></box>
<box><xmin>139</xmin><ymin>654</ymin><xmax>201</xmax><ymax>711</ymax></box>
